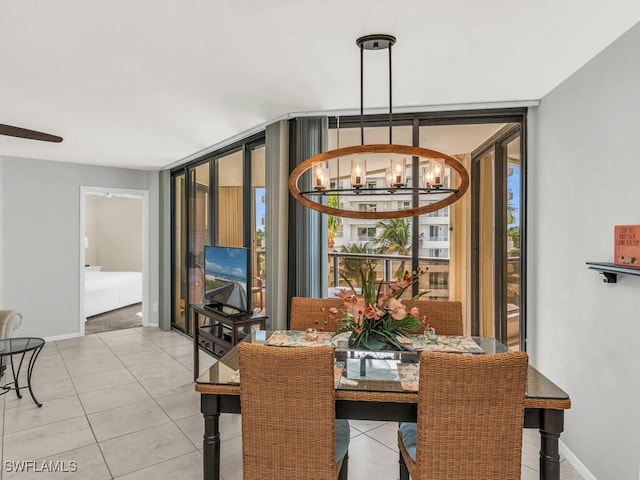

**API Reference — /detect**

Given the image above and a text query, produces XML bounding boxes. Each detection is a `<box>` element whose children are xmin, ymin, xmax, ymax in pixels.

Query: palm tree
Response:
<box><xmin>338</xmin><ymin>242</ymin><xmax>378</xmax><ymax>286</ymax></box>
<box><xmin>375</xmin><ymin>218</ymin><xmax>412</xmax><ymax>280</ymax></box>
<box><xmin>507</xmin><ymin>200</ymin><xmax>516</xmax><ymax>226</ymax></box>
<box><xmin>327</xmin><ymin>194</ymin><xmax>342</xmax><ymax>251</ymax></box>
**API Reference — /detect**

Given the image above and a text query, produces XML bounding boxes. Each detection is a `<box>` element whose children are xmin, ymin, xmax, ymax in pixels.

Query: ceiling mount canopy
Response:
<box><xmin>288</xmin><ymin>34</ymin><xmax>469</xmax><ymax>220</ymax></box>
<box><xmin>356</xmin><ymin>33</ymin><xmax>396</xmax><ymax>50</ymax></box>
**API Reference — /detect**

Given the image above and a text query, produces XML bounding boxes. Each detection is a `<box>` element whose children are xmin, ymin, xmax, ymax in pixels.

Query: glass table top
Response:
<box><xmin>196</xmin><ymin>330</ymin><xmax>569</xmax><ymax>401</ymax></box>
<box><xmin>0</xmin><ymin>337</ymin><xmax>45</xmax><ymax>355</ymax></box>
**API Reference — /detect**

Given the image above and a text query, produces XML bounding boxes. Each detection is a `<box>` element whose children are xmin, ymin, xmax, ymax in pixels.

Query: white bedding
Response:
<box><xmin>85</xmin><ymin>271</ymin><xmax>143</xmax><ymax>318</ymax></box>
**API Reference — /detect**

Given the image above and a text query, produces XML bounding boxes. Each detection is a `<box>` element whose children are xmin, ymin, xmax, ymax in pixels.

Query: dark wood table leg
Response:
<box><xmin>201</xmin><ymin>394</ymin><xmax>221</xmax><ymax>480</ymax></box>
<box><xmin>539</xmin><ymin>409</ymin><xmax>564</xmax><ymax>480</ymax></box>
<box><xmin>399</xmin><ymin>450</ymin><xmax>410</xmax><ymax>480</ymax></box>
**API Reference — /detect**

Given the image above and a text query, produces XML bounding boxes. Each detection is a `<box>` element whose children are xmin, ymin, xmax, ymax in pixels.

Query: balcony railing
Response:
<box><xmin>328</xmin><ymin>251</ymin><xmax>450</xmax><ymax>298</ymax></box>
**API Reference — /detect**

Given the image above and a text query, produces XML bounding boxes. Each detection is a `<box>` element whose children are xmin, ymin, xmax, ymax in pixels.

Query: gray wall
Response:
<box><xmin>530</xmin><ymin>23</ymin><xmax>640</xmax><ymax>479</ymax></box>
<box><xmin>0</xmin><ymin>156</ymin><xmax>159</xmax><ymax>339</ymax></box>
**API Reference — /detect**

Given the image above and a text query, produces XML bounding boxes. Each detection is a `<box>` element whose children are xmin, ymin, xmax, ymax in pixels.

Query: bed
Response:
<box><xmin>84</xmin><ymin>270</ymin><xmax>143</xmax><ymax>318</ymax></box>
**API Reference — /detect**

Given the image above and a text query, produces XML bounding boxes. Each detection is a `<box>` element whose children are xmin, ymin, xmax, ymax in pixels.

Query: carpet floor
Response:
<box><xmin>85</xmin><ymin>303</ymin><xmax>143</xmax><ymax>335</ymax></box>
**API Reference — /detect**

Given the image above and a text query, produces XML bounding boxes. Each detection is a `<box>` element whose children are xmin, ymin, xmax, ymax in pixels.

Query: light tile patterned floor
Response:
<box><xmin>0</xmin><ymin>327</ymin><xmax>585</xmax><ymax>479</ymax></box>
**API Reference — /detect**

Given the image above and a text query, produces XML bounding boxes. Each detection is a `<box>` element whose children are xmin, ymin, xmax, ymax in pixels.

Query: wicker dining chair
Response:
<box><xmin>406</xmin><ymin>300</ymin><xmax>463</xmax><ymax>335</ymax></box>
<box><xmin>289</xmin><ymin>296</ymin><xmax>345</xmax><ymax>332</ymax></box>
<box><xmin>398</xmin><ymin>351</ymin><xmax>528</xmax><ymax>480</ymax></box>
<box><xmin>238</xmin><ymin>343</ymin><xmax>350</xmax><ymax>480</ymax></box>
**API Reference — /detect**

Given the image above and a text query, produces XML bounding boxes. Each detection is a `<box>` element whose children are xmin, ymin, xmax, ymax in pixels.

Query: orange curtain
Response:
<box><xmin>217</xmin><ymin>187</ymin><xmax>243</xmax><ymax>247</ymax></box>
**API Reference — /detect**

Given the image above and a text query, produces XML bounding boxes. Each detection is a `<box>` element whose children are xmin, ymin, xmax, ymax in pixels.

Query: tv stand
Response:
<box><xmin>191</xmin><ymin>303</ymin><xmax>267</xmax><ymax>379</ymax></box>
<box><xmin>203</xmin><ymin>303</ymin><xmax>243</xmax><ymax>317</ymax></box>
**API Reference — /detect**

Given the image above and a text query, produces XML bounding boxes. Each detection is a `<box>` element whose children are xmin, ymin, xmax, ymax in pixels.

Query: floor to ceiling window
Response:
<box><xmin>471</xmin><ymin>124</ymin><xmax>524</xmax><ymax>349</ymax></box>
<box><xmin>170</xmin><ymin>109</ymin><xmax>526</xmax><ymax>345</ymax></box>
<box><xmin>251</xmin><ymin>145</ymin><xmax>267</xmax><ymax>313</ymax></box>
<box><xmin>326</xmin><ymin>124</ymin><xmax>416</xmax><ymax>300</ymax></box>
<box><xmin>171</xmin><ymin>173</ymin><xmax>187</xmax><ymax>331</ymax></box>
<box><xmin>170</xmin><ymin>134</ymin><xmax>266</xmax><ymax>334</ymax></box>
<box><xmin>323</xmin><ymin>111</ymin><xmax>526</xmax><ymax>343</ymax></box>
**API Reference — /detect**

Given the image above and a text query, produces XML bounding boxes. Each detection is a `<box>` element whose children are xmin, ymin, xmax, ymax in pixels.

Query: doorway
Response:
<box><xmin>79</xmin><ymin>186</ymin><xmax>149</xmax><ymax>335</ymax></box>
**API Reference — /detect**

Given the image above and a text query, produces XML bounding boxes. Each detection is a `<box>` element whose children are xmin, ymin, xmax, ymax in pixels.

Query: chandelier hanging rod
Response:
<box><xmin>357</xmin><ymin>34</ymin><xmax>396</xmax><ymax>146</ymax></box>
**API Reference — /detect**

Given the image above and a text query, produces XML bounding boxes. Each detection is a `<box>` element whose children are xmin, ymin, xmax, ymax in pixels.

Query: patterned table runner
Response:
<box><xmin>397</xmin><ymin>363</ymin><xmax>419</xmax><ymax>391</ymax></box>
<box><xmin>410</xmin><ymin>335</ymin><xmax>484</xmax><ymax>353</ymax></box>
<box><xmin>265</xmin><ymin>330</ymin><xmax>347</xmax><ymax>347</ymax></box>
<box><xmin>265</xmin><ymin>331</ymin><xmax>483</xmax><ymax>354</ymax></box>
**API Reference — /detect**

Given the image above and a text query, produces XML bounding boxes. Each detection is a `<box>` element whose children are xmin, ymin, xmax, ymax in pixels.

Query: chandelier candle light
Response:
<box><xmin>312</xmin><ymin>161</ymin><xmax>329</xmax><ymax>190</ymax></box>
<box><xmin>288</xmin><ymin>34</ymin><xmax>470</xmax><ymax>220</ymax></box>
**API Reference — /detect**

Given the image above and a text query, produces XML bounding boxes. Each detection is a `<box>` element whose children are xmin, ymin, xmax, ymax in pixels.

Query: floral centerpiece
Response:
<box><xmin>330</xmin><ymin>265</ymin><xmax>428</xmax><ymax>351</ymax></box>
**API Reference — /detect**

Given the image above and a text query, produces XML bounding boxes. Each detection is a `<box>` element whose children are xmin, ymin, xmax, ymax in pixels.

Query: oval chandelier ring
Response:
<box><xmin>288</xmin><ymin>34</ymin><xmax>470</xmax><ymax>220</ymax></box>
<box><xmin>288</xmin><ymin>144</ymin><xmax>469</xmax><ymax>220</ymax></box>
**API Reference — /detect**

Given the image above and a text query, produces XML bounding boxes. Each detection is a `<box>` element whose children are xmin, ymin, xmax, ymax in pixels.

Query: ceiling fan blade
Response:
<box><xmin>0</xmin><ymin>124</ymin><xmax>63</xmax><ymax>143</ymax></box>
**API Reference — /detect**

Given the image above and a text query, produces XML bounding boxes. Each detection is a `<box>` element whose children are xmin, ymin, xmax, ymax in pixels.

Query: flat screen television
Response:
<box><xmin>203</xmin><ymin>245</ymin><xmax>249</xmax><ymax>315</ymax></box>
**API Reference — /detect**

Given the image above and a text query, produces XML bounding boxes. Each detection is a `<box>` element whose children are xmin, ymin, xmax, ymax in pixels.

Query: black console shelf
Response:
<box><xmin>586</xmin><ymin>262</ymin><xmax>640</xmax><ymax>283</ymax></box>
<box><xmin>191</xmin><ymin>303</ymin><xmax>267</xmax><ymax>379</ymax></box>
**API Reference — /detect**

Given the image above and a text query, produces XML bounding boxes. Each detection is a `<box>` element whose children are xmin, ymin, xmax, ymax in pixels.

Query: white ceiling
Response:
<box><xmin>1</xmin><ymin>1</ymin><xmax>638</xmax><ymax>171</ymax></box>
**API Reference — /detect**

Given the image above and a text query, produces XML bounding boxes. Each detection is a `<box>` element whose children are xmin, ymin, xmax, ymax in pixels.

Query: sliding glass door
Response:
<box><xmin>471</xmin><ymin>124</ymin><xmax>524</xmax><ymax>349</ymax></box>
<box><xmin>170</xmin><ymin>135</ymin><xmax>266</xmax><ymax>333</ymax></box>
<box><xmin>251</xmin><ymin>145</ymin><xmax>267</xmax><ymax>313</ymax></box>
<box><xmin>171</xmin><ymin>173</ymin><xmax>187</xmax><ymax>332</ymax></box>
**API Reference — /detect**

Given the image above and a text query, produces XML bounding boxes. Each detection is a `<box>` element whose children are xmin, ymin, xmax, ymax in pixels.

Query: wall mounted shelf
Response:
<box><xmin>586</xmin><ymin>262</ymin><xmax>640</xmax><ymax>283</ymax></box>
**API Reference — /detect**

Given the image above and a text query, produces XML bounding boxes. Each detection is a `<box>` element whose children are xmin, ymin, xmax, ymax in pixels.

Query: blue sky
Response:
<box><xmin>255</xmin><ymin>188</ymin><xmax>266</xmax><ymax>231</ymax></box>
<box><xmin>508</xmin><ymin>166</ymin><xmax>520</xmax><ymax>227</ymax></box>
<box><xmin>205</xmin><ymin>246</ymin><xmax>247</xmax><ymax>282</ymax></box>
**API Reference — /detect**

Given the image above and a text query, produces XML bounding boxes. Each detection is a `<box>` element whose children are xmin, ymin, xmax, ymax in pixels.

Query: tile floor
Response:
<box><xmin>0</xmin><ymin>326</ymin><xmax>585</xmax><ymax>479</ymax></box>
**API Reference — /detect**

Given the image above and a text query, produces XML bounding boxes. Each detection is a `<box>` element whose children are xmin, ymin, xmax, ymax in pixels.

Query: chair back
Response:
<box><xmin>238</xmin><ymin>343</ymin><xmax>339</xmax><ymax>480</ymax></box>
<box><xmin>289</xmin><ymin>297</ymin><xmax>345</xmax><ymax>332</ymax></box>
<box><xmin>408</xmin><ymin>300</ymin><xmax>463</xmax><ymax>335</ymax></box>
<box><xmin>414</xmin><ymin>351</ymin><xmax>528</xmax><ymax>480</ymax></box>
<box><xmin>0</xmin><ymin>310</ymin><xmax>22</xmax><ymax>339</ymax></box>
<box><xmin>290</xmin><ymin>297</ymin><xmax>463</xmax><ymax>335</ymax></box>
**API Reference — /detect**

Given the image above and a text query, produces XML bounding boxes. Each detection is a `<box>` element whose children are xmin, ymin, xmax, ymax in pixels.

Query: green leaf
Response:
<box><xmin>361</xmin><ymin>335</ymin><xmax>386</xmax><ymax>351</ymax></box>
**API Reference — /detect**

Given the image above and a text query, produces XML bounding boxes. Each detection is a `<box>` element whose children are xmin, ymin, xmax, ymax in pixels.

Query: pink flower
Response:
<box><xmin>387</xmin><ymin>298</ymin><xmax>407</xmax><ymax>320</ymax></box>
<box><xmin>409</xmin><ymin>307</ymin><xmax>420</xmax><ymax>318</ymax></box>
<box><xmin>364</xmin><ymin>305</ymin><xmax>378</xmax><ymax>319</ymax></box>
<box><xmin>364</xmin><ymin>304</ymin><xmax>385</xmax><ymax>320</ymax></box>
<box><xmin>327</xmin><ymin>307</ymin><xmax>339</xmax><ymax>320</ymax></box>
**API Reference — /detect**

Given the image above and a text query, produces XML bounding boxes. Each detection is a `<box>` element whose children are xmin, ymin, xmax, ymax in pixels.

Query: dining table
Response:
<box><xmin>195</xmin><ymin>330</ymin><xmax>571</xmax><ymax>480</ymax></box>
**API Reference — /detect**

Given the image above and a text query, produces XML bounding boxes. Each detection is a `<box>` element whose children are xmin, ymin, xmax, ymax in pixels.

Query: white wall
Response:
<box><xmin>0</xmin><ymin>156</ymin><xmax>159</xmax><ymax>339</ymax></box>
<box><xmin>85</xmin><ymin>197</ymin><xmax>97</xmax><ymax>266</ymax></box>
<box><xmin>530</xmin><ymin>23</ymin><xmax>640</xmax><ymax>480</ymax></box>
<box><xmin>88</xmin><ymin>196</ymin><xmax>143</xmax><ymax>272</ymax></box>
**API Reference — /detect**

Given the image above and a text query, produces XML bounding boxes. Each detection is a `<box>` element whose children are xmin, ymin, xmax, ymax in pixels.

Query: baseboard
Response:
<box><xmin>44</xmin><ymin>332</ymin><xmax>84</xmax><ymax>342</ymax></box>
<box><xmin>560</xmin><ymin>440</ymin><xmax>597</xmax><ymax>480</ymax></box>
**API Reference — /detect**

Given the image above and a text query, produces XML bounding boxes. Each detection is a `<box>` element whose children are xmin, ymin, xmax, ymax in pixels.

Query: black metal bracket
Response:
<box><xmin>599</xmin><ymin>271</ymin><xmax>618</xmax><ymax>283</ymax></box>
<box><xmin>586</xmin><ymin>262</ymin><xmax>640</xmax><ymax>283</ymax></box>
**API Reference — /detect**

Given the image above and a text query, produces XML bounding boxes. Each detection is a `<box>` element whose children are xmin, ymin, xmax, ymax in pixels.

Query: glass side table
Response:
<box><xmin>0</xmin><ymin>337</ymin><xmax>45</xmax><ymax>407</ymax></box>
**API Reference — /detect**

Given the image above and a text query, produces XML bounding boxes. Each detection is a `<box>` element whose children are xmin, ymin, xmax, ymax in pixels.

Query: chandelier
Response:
<box><xmin>288</xmin><ymin>34</ymin><xmax>469</xmax><ymax>220</ymax></box>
